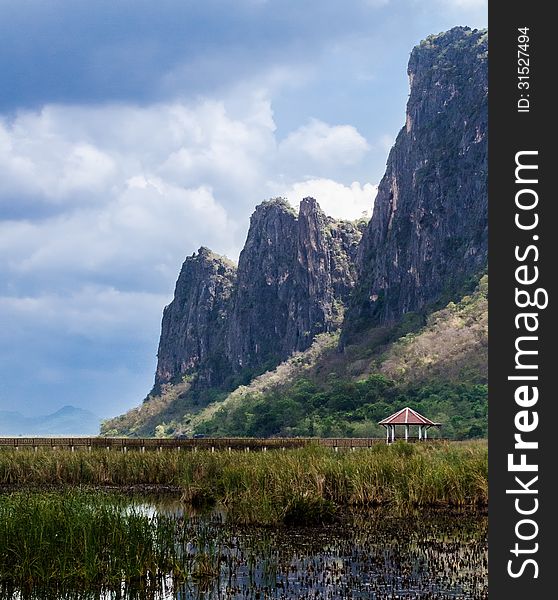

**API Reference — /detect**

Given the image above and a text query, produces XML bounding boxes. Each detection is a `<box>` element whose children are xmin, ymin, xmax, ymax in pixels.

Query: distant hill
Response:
<box><xmin>0</xmin><ymin>405</ymin><xmax>101</xmax><ymax>436</ymax></box>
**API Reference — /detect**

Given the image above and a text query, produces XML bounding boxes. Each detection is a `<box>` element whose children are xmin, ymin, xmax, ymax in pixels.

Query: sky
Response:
<box><xmin>0</xmin><ymin>0</ymin><xmax>487</xmax><ymax>420</ymax></box>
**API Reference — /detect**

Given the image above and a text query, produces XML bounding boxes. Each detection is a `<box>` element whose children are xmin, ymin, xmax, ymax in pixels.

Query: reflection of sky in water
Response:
<box><xmin>7</xmin><ymin>502</ymin><xmax>487</xmax><ymax>600</ymax></box>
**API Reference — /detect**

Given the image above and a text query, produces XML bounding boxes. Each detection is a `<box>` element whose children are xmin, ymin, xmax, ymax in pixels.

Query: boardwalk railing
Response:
<box><xmin>0</xmin><ymin>436</ymin><xmax>445</xmax><ymax>451</ymax></box>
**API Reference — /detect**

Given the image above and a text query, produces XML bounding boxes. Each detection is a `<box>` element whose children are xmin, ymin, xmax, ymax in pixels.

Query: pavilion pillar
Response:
<box><xmin>418</xmin><ymin>425</ymin><xmax>422</xmax><ymax>441</ymax></box>
<box><xmin>385</xmin><ymin>426</ymin><xmax>389</xmax><ymax>444</ymax></box>
<box><xmin>424</xmin><ymin>427</ymin><xmax>428</xmax><ymax>440</ymax></box>
<box><xmin>405</xmin><ymin>425</ymin><xmax>409</xmax><ymax>441</ymax></box>
<box><xmin>391</xmin><ymin>425</ymin><xmax>395</xmax><ymax>443</ymax></box>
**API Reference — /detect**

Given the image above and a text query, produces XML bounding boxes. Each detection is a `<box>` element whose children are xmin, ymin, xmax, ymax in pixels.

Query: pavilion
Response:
<box><xmin>379</xmin><ymin>407</ymin><xmax>441</xmax><ymax>443</ymax></box>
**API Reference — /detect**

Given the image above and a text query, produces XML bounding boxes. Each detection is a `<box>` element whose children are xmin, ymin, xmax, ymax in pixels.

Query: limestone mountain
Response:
<box><xmin>226</xmin><ymin>197</ymin><xmax>362</xmax><ymax>375</ymax></box>
<box><xmin>345</xmin><ymin>27</ymin><xmax>487</xmax><ymax>336</ymax></box>
<box><xmin>153</xmin><ymin>197</ymin><xmax>363</xmax><ymax>391</ymax></box>
<box><xmin>102</xmin><ymin>27</ymin><xmax>488</xmax><ymax>438</ymax></box>
<box><xmin>190</xmin><ymin>275</ymin><xmax>488</xmax><ymax>441</ymax></box>
<box><xmin>155</xmin><ymin>247</ymin><xmax>237</xmax><ymax>389</ymax></box>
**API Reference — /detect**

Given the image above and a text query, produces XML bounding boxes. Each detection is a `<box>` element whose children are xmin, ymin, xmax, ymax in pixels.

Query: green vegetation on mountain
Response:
<box><xmin>194</xmin><ymin>276</ymin><xmax>487</xmax><ymax>440</ymax></box>
<box><xmin>103</xmin><ymin>275</ymin><xmax>487</xmax><ymax>439</ymax></box>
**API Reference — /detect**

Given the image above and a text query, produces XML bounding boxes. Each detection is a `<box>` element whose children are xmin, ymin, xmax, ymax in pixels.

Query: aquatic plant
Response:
<box><xmin>0</xmin><ymin>491</ymin><xmax>190</xmax><ymax>592</ymax></box>
<box><xmin>0</xmin><ymin>441</ymin><xmax>487</xmax><ymax>524</ymax></box>
<box><xmin>0</xmin><ymin>493</ymin><xmax>488</xmax><ymax>599</ymax></box>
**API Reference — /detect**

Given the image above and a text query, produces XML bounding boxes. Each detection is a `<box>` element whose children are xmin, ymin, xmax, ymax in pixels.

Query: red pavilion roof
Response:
<box><xmin>378</xmin><ymin>407</ymin><xmax>441</xmax><ymax>426</ymax></box>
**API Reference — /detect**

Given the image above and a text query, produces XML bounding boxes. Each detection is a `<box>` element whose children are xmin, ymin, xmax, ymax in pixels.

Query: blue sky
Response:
<box><xmin>0</xmin><ymin>0</ymin><xmax>487</xmax><ymax>419</ymax></box>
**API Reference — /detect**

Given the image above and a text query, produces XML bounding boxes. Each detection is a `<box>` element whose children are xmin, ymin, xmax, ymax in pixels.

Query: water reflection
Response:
<box><xmin>4</xmin><ymin>499</ymin><xmax>487</xmax><ymax>600</ymax></box>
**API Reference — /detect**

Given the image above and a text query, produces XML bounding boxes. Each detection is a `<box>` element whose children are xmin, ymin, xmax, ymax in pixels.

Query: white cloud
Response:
<box><xmin>0</xmin><ymin>0</ymin><xmax>490</xmax><ymax>418</ymax></box>
<box><xmin>156</xmin><ymin>99</ymin><xmax>276</xmax><ymax>192</ymax></box>
<box><xmin>282</xmin><ymin>178</ymin><xmax>376</xmax><ymax>221</ymax></box>
<box><xmin>0</xmin><ymin>99</ymin><xmax>277</xmax><ymax>212</ymax></box>
<box><xmin>1</xmin><ymin>97</ymin><xmax>373</xmax><ymax>294</ymax></box>
<box><xmin>279</xmin><ymin>118</ymin><xmax>369</xmax><ymax>167</ymax></box>
<box><xmin>0</xmin><ymin>117</ymin><xmax>117</xmax><ymax>203</ymax></box>
<box><xmin>0</xmin><ymin>179</ymin><xmax>235</xmax><ymax>295</ymax></box>
<box><xmin>0</xmin><ymin>97</ymin><xmax>277</xmax><ymax>292</ymax></box>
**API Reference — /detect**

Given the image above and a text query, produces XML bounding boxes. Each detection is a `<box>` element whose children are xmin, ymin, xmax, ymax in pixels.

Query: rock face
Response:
<box><xmin>227</xmin><ymin>197</ymin><xmax>361</xmax><ymax>372</ymax></box>
<box><xmin>345</xmin><ymin>27</ymin><xmax>487</xmax><ymax>333</ymax></box>
<box><xmin>155</xmin><ymin>198</ymin><xmax>362</xmax><ymax>388</ymax></box>
<box><xmin>155</xmin><ymin>247</ymin><xmax>236</xmax><ymax>388</ymax></box>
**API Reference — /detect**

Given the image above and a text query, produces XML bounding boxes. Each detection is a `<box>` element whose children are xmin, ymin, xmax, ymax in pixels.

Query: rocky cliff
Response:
<box><xmin>155</xmin><ymin>197</ymin><xmax>363</xmax><ymax>390</ymax></box>
<box><xmin>345</xmin><ymin>27</ymin><xmax>487</xmax><ymax>335</ymax></box>
<box><xmin>227</xmin><ymin>197</ymin><xmax>361</xmax><ymax>373</ymax></box>
<box><xmin>155</xmin><ymin>247</ymin><xmax>237</xmax><ymax>388</ymax></box>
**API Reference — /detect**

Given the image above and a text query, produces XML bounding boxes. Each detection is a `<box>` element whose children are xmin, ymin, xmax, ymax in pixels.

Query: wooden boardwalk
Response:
<box><xmin>0</xmin><ymin>436</ymin><xmax>443</xmax><ymax>451</ymax></box>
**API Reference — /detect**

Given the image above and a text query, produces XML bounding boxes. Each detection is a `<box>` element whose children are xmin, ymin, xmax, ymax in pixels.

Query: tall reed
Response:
<box><xmin>0</xmin><ymin>491</ymin><xmax>191</xmax><ymax>592</ymax></box>
<box><xmin>0</xmin><ymin>441</ymin><xmax>487</xmax><ymax>523</ymax></box>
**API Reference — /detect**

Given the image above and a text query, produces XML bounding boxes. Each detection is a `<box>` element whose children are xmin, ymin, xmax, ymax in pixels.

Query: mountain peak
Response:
<box><xmin>196</xmin><ymin>245</ymin><xmax>214</xmax><ymax>257</ymax></box>
<box><xmin>194</xmin><ymin>246</ymin><xmax>237</xmax><ymax>268</ymax></box>
<box><xmin>153</xmin><ymin>195</ymin><xmax>361</xmax><ymax>389</ymax></box>
<box><xmin>253</xmin><ymin>197</ymin><xmax>297</xmax><ymax>217</ymax></box>
<box><xmin>0</xmin><ymin>405</ymin><xmax>101</xmax><ymax>436</ymax></box>
<box><xmin>299</xmin><ymin>196</ymin><xmax>324</xmax><ymax>217</ymax></box>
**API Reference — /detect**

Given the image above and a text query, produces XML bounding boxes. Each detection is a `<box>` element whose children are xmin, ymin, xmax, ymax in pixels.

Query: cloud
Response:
<box><xmin>0</xmin><ymin>0</ymin><xmax>403</xmax><ymax>112</ymax></box>
<box><xmin>1</xmin><ymin>97</ymin><xmax>373</xmax><ymax>298</ymax></box>
<box><xmin>1</xmin><ymin>181</ymin><xmax>235</xmax><ymax>292</ymax></box>
<box><xmin>279</xmin><ymin>118</ymin><xmax>369</xmax><ymax>167</ymax></box>
<box><xmin>0</xmin><ymin>148</ymin><xmax>116</xmax><ymax>210</ymax></box>
<box><xmin>0</xmin><ymin>287</ymin><xmax>166</xmax><ymax>341</ymax></box>
<box><xmin>0</xmin><ymin>0</ymin><xmax>489</xmax><ymax>418</ymax></box>
<box><xmin>0</xmin><ymin>98</ymin><xmax>275</xmax><ymax>214</ymax></box>
<box><xmin>0</xmin><ymin>99</ymin><xmax>376</xmax><ymax>418</ymax></box>
<box><xmin>282</xmin><ymin>179</ymin><xmax>376</xmax><ymax>221</ymax></box>
<box><xmin>0</xmin><ymin>283</ymin><xmax>169</xmax><ymax>417</ymax></box>
<box><xmin>0</xmin><ymin>91</ymin><xmax>376</xmax><ymax>414</ymax></box>
<box><xmin>0</xmin><ymin>98</ymin><xmax>278</xmax><ymax>295</ymax></box>
<box><xmin>0</xmin><ymin>0</ymin><xmax>492</xmax><ymax>421</ymax></box>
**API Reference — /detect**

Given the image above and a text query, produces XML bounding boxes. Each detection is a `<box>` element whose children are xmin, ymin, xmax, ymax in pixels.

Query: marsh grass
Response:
<box><xmin>0</xmin><ymin>493</ymin><xmax>488</xmax><ymax>599</ymax></box>
<box><xmin>0</xmin><ymin>441</ymin><xmax>487</xmax><ymax>524</ymax></box>
<box><xmin>0</xmin><ymin>491</ymin><xmax>192</xmax><ymax>593</ymax></box>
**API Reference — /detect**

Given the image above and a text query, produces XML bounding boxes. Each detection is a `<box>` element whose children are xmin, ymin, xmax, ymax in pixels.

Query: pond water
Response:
<box><xmin>5</xmin><ymin>498</ymin><xmax>488</xmax><ymax>600</ymax></box>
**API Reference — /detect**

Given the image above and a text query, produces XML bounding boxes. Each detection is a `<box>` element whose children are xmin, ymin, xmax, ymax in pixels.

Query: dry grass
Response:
<box><xmin>379</xmin><ymin>276</ymin><xmax>488</xmax><ymax>383</ymax></box>
<box><xmin>0</xmin><ymin>441</ymin><xmax>487</xmax><ymax>524</ymax></box>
